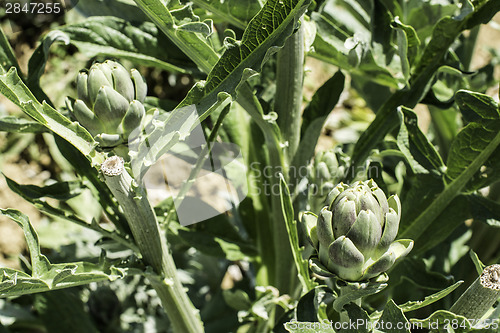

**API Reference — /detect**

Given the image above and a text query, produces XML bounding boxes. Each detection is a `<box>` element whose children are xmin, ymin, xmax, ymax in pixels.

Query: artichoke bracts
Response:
<box><xmin>304</xmin><ymin>180</ymin><xmax>413</xmax><ymax>281</ymax></box>
<box><xmin>307</xmin><ymin>149</ymin><xmax>347</xmax><ymax>214</ymax></box>
<box><xmin>72</xmin><ymin>60</ymin><xmax>147</xmax><ymax>148</ymax></box>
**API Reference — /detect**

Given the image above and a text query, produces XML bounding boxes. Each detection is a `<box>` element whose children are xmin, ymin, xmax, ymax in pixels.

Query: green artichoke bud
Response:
<box><xmin>307</xmin><ymin>148</ymin><xmax>347</xmax><ymax>213</ymax></box>
<box><xmin>310</xmin><ymin>180</ymin><xmax>413</xmax><ymax>281</ymax></box>
<box><xmin>72</xmin><ymin>60</ymin><xmax>147</xmax><ymax>147</ymax></box>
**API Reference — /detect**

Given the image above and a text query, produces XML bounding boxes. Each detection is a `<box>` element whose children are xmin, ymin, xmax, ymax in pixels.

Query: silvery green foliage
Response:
<box><xmin>72</xmin><ymin>60</ymin><xmax>147</xmax><ymax>148</ymax></box>
<box><xmin>306</xmin><ymin>180</ymin><xmax>413</xmax><ymax>281</ymax></box>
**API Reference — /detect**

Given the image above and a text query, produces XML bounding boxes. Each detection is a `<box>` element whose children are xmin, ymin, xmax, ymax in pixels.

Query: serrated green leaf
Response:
<box><xmin>399</xmin><ymin>281</ymin><xmax>463</xmax><ymax>313</ymax></box>
<box><xmin>0</xmin><ymin>68</ymin><xmax>103</xmax><ymax>166</ymax></box>
<box><xmin>49</xmin><ymin>262</ymin><xmax>126</xmax><ymax>288</ymax></box>
<box><xmin>397</xmin><ymin>107</ymin><xmax>445</xmax><ymax>174</ymax></box>
<box><xmin>446</xmin><ymin>121</ymin><xmax>500</xmax><ymax>182</ymax></box>
<box><xmin>0</xmin><ymin>27</ymin><xmax>21</xmax><ymax>75</ymax></box>
<box><xmin>340</xmin><ymin>303</ymin><xmax>370</xmax><ymax>333</ymax></box>
<box><xmin>348</xmin><ymin>1</ymin><xmax>500</xmax><ymax>176</ymax></box>
<box><xmin>391</xmin><ymin>17</ymin><xmax>420</xmax><ymax>68</ymax></box>
<box><xmin>391</xmin><ymin>257</ymin><xmax>454</xmax><ymax>291</ymax></box>
<box><xmin>0</xmin><ymin>263</ymin><xmax>128</xmax><ymax>298</ymax></box>
<box><xmin>0</xmin><ymin>208</ymin><xmax>131</xmax><ymax>298</ymax></box>
<box><xmin>1</xmin><ymin>269</ymin><xmax>50</xmax><ymax>296</ymax></box>
<box><xmin>222</xmin><ymin>289</ymin><xmax>252</xmax><ymax>311</ymax></box>
<box><xmin>310</xmin><ymin>4</ymin><xmax>400</xmax><ymax>89</ymax></box>
<box><xmin>455</xmin><ymin>89</ymin><xmax>500</xmax><ymax>123</ymax></box>
<box><xmin>191</xmin><ymin>0</ymin><xmax>261</xmax><ymax>29</ymax></box>
<box><xmin>0</xmin><ymin>208</ymin><xmax>49</xmax><ymax>278</ymax></box>
<box><xmin>3</xmin><ymin>178</ymin><xmax>84</xmax><ymax>201</ymax></box>
<box><xmin>379</xmin><ymin>300</ymin><xmax>411</xmax><ymax>333</ymax></box>
<box><xmin>38</xmin><ymin>17</ymin><xmax>195</xmax><ymax>74</ymax></box>
<box><xmin>279</xmin><ymin>175</ymin><xmax>316</xmax><ymax>293</ymax></box>
<box><xmin>400</xmin><ymin>112</ymin><xmax>500</xmax><ymax>242</ymax></box>
<box><xmin>134</xmin><ymin>0</ymin><xmax>220</xmax><ymax>73</ymax></box>
<box><xmin>295</xmin><ymin>286</ymin><xmax>334</xmax><ymax>322</ymax></box>
<box><xmin>178</xmin><ymin>0</ymin><xmax>311</xmax><ymax>114</ymax></box>
<box><xmin>72</xmin><ymin>0</ymin><xmax>150</xmax><ymax>21</ymax></box>
<box><xmin>467</xmin><ymin>194</ymin><xmax>500</xmax><ymax>227</ymax></box>
<box><xmin>468</xmin><ymin>250</ymin><xmax>485</xmax><ymax>276</ymax></box>
<box><xmin>410</xmin><ymin>310</ymin><xmax>472</xmax><ymax>332</ymax></box>
<box><xmin>4</xmin><ymin>177</ymin><xmax>137</xmax><ymax>252</ymax></box>
<box><xmin>0</xmin><ymin>116</ymin><xmax>47</xmax><ymax>133</ymax></box>
<box><xmin>333</xmin><ymin>276</ymin><xmax>388</xmax><ymax>313</ymax></box>
<box><xmin>27</xmin><ymin>30</ymin><xmax>70</xmax><ymax>89</ymax></box>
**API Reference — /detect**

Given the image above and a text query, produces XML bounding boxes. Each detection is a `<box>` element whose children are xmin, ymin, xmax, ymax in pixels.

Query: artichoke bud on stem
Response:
<box><xmin>71</xmin><ymin>60</ymin><xmax>147</xmax><ymax>149</ymax></box>
<box><xmin>305</xmin><ymin>180</ymin><xmax>414</xmax><ymax>282</ymax></box>
<box><xmin>307</xmin><ymin>149</ymin><xmax>346</xmax><ymax>213</ymax></box>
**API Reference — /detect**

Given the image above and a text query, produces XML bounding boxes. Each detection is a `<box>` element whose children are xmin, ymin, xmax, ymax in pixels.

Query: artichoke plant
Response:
<box><xmin>307</xmin><ymin>149</ymin><xmax>347</xmax><ymax>214</ymax></box>
<box><xmin>305</xmin><ymin>180</ymin><xmax>413</xmax><ymax>281</ymax></box>
<box><xmin>72</xmin><ymin>60</ymin><xmax>147</xmax><ymax>148</ymax></box>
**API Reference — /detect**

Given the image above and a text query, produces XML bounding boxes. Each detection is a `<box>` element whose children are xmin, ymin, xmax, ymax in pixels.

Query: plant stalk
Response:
<box><xmin>275</xmin><ymin>19</ymin><xmax>305</xmax><ymax>164</ymax></box>
<box><xmin>237</xmin><ymin>85</ymin><xmax>294</xmax><ymax>295</ymax></box>
<box><xmin>101</xmin><ymin>156</ymin><xmax>204</xmax><ymax>333</ymax></box>
<box><xmin>450</xmin><ymin>264</ymin><xmax>500</xmax><ymax>320</ymax></box>
<box><xmin>264</xmin><ymin>19</ymin><xmax>305</xmax><ymax>297</ymax></box>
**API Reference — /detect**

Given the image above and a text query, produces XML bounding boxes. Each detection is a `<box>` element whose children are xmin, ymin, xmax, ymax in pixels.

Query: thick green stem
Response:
<box><xmin>450</xmin><ymin>264</ymin><xmax>500</xmax><ymax>320</ymax></box>
<box><xmin>271</xmin><ymin>20</ymin><xmax>306</xmax><ymax>296</ymax></box>
<box><xmin>247</xmin><ymin>128</ymin><xmax>275</xmax><ymax>287</ymax></box>
<box><xmin>275</xmin><ymin>21</ymin><xmax>305</xmax><ymax>164</ymax></box>
<box><xmin>237</xmin><ymin>85</ymin><xmax>296</xmax><ymax>296</ymax></box>
<box><xmin>337</xmin><ymin>283</ymin><xmax>362</xmax><ymax>325</ymax></box>
<box><xmin>101</xmin><ymin>156</ymin><xmax>204</xmax><ymax>333</ymax></box>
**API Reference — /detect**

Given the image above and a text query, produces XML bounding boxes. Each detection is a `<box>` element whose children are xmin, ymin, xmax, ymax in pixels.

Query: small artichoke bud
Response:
<box><xmin>72</xmin><ymin>60</ymin><xmax>147</xmax><ymax>148</ymax></box>
<box><xmin>309</xmin><ymin>180</ymin><xmax>413</xmax><ymax>281</ymax></box>
<box><xmin>307</xmin><ymin>149</ymin><xmax>346</xmax><ymax>213</ymax></box>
